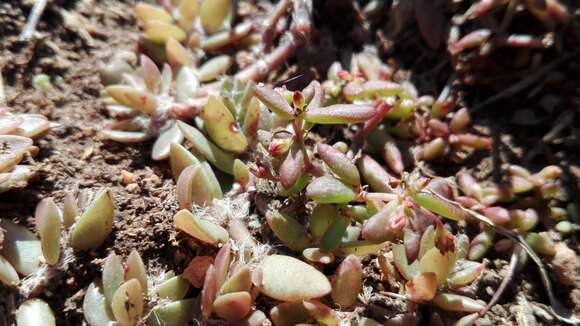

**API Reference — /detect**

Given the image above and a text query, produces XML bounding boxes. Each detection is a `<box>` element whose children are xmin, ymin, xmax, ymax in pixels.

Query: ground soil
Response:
<box><xmin>0</xmin><ymin>0</ymin><xmax>578</xmax><ymax>325</ymax></box>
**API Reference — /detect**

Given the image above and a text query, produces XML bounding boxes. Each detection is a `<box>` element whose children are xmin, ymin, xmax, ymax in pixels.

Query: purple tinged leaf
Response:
<box><xmin>331</xmin><ymin>255</ymin><xmax>362</xmax><ymax>308</ymax></box>
<box><xmin>357</xmin><ymin>155</ymin><xmax>394</xmax><ymax>193</ymax></box>
<box><xmin>302</xmin><ymin>300</ymin><xmax>339</xmax><ymax>326</ymax></box>
<box><xmin>481</xmin><ymin>207</ymin><xmax>510</xmax><ymax>225</ymax></box>
<box><xmin>317</xmin><ymin>144</ymin><xmax>360</xmax><ymax>187</ymax></box>
<box><xmin>279</xmin><ymin>142</ymin><xmax>306</xmax><ymax>189</ymax></box>
<box><xmin>228</xmin><ymin>219</ymin><xmax>257</xmax><ymax>250</ymax></box>
<box><xmin>382</xmin><ymin>139</ymin><xmax>404</xmax><ymax>175</ymax></box>
<box><xmin>304</xmin><ymin>104</ymin><xmax>375</xmax><ymax>124</ymax></box>
<box><xmin>201</xmin><ymin>264</ymin><xmax>217</xmax><ymax>320</ymax></box>
<box><xmin>450</xmin><ymin>108</ymin><xmax>470</xmax><ymax>133</ymax></box>
<box><xmin>213</xmin><ymin>291</ymin><xmax>252</xmax><ymax>321</ymax></box>
<box><xmin>468</xmin><ymin>230</ymin><xmax>494</xmax><ymax>261</ymax></box>
<box><xmin>306</xmin><ymin>176</ymin><xmax>358</xmax><ymax>204</ymax></box>
<box><xmin>362</xmin><ymin>201</ymin><xmax>403</xmax><ymax>243</ymax></box>
<box><xmin>254</xmin><ymin>85</ymin><xmax>296</xmax><ymax>119</ymax></box>
<box><xmin>214</xmin><ymin>242</ymin><xmax>232</xmax><ymax>291</ymax></box>
<box><xmin>176</xmin><ymin>163</ymin><xmax>223</xmax><ymax>209</ymax></box>
<box><xmin>305</xmin><ymin>80</ymin><xmax>323</xmax><ymax>111</ymax></box>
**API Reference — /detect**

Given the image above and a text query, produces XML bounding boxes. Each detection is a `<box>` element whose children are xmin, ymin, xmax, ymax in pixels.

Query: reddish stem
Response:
<box><xmin>353</xmin><ymin>101</ymin><xmax>392</xmax><ymax>151</ymax></box>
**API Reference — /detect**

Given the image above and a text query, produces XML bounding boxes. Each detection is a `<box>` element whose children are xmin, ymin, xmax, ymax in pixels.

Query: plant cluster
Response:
<box><xmin>3</xmin><ymin>0</ymin><xmax>578</xmax><ymax>325</ymax></box>
<box><xmin>0</xmin><ymin>106</ymin><xmax>50</xmax><ymax>192</ymax></box>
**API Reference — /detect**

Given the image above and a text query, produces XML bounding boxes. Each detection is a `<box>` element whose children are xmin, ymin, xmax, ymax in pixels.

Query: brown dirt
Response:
<box><xmin>0</xmin><ymin>0</ymin><xmax>578</xmax><ymax>325</ymax></box>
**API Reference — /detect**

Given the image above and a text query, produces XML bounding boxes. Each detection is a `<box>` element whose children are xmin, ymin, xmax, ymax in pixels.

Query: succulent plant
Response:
<box><xmin>0</xmin><ymin>106</ymin><xmax>50</xmax><ymax>192</ymax></box>
<box><xmin>0</xmin><ymin>188</ymin><xmax>115</xmax><ymax>292</ymax></box>
<box><xmin>83</xmin><ymin>250</ymin><xmax>193</xmax><ymax>326</ymax></box>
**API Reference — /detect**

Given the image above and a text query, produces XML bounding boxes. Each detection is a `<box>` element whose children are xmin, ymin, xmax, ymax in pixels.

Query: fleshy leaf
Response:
<box><xmin>35</xmin><ymin>198</ymin><xmax>62</xmax><ymax>265</ymax></box>
<box><xmin>83</xmin><ymin>281</ymin><xmax>114</xmax><ymax>326</ymax></box>
<box><xmin>266</xmin><ymin>210</ymin><xmax>310</xmax><ymax>252</ymax></box>
<box><xmin>111</xmin><ymin>279</ymin><xmax>144</xmax><ymax>326</ymax></box>
<box><xmin>126</xmin><ymin>250</ymin><xmax>148</xmax><ymax>294</ymax></box>
<box><xmin>177</xmin><ymin>121</ymin><xmax>235</xmax><ymax>174</ymax></box>
<box><xmin>144</xmin><ymin>21</ymin><xmax>186</xmax><ymax>44</ymax></box>
<box><xmin>16</xmin><ymin>299</ymin><xmax>56</xmax><ymax>326</ymax></box>
<box><xmin>302</xmin><ymin>248</ymin><xmax>335</xmax><ymax>264</ymax></box>
<box><xmin>279</xmin><ymin>143</ymin><xmax>306</xmax><ymax>189</ymax></box>
<box><xmin>200</xmin><ymin>0</ymin><xmax>232</xmax><ymax>34</ymax></box>
<box><xmin>152</xmin><ymin>123</ymin><xmax>184</xmax><ymax>161</ymax></box>
<box><xmin>155</xmin><ymin>275</ymin><xmax>191</xmax><ymax>301</ymax></box>
<box><xmin>103</xmin><ymin>252</ymin><xmax>124</xmax><ymax>308</ymax></box>
<box><xmin>320</xmin><ymin>216</ymin><xmax>349</xmax><ymax>252</ymax></box>
<box><xmin>173</xmin><ymin>209</ymin><xmax>229</xmax><ymax>245</ymax></box>
<box><xmin>412</xmin><ymin>192</ymin><xmax>468</xmax><ymax>221</ymax></box>
<box><xmin>306</xmin><ymin>176</ymin><xmax>357</xmax><ymax>204</ymax></box>
<box><xmin>220</xmin><ymin>265</ymin><xmax>252</xmax><ymax>294</ymax></box>
<box><xmin>213</xmin><ymin>291</ymin><xmax>252</xmax><ymax>322</ymax></box>
<box><xmin>146</xmin><ymin>299</ymin><xmax>195</xmax><ymax>326</ymax></box>
<box><xmin>202</xmin><ymin>95</ymin><xmax>248</xmax><ymax>154</ymax></box>
<box><xmin>69</xmin><ymin>189</ymin><xmax>115</xmax><ymax>251</ymax></box>
<box><xmin>419</xmin><ymin>247</ymin><xmax>453</xmax><ymax>285</ymax></box>
<box><xmin>270</xmin><ymin>301</ymin><xmax>309</xmax><ymax>326</ymax></box>
<box><xmin>176</xmin><ymin>164</ymin><xmax>222</xmax><ymax>208</ymax></box>
<box><xmin>199</xmin><ymin>55</ymin><xmax>233</xmax><ymax>82</ymax></box>
<box><xmin>304</xmin><ymin>104</ymin><xmax>375</xmax><ymax>124</ymax></box>
<box><xmin>169</xmin><ymin>142</ymin><xmax>202</xmax><ymax>180</ymax></box>
<box><xmin>405</xmin><ymin>272</ymin><xmax>437</xmax><ymax>302</ymax></box>
<box><xmin>135</xmin><ymin>3</ymin><xmax>172</xmax><ymax>23</ymax></box>
<box><xmin>0</xmin><ymin>219</ymin><xmax>42</xmax><ymax>275</ymax></box>
<box><xmin>309</xmin><ymin>204</ymin><xmax>338</xmax><ymax>240</ymax></box>
<box><xmin>261</xmin><ymin>255</ymin><xmax>331</xmax><ymax>301</ymax></box>
<box><xmin>0</xmin><ymin>135</ymin><xmax>33</xmax><ymax>172</ymax></box>
<box><xmin>357</xmin><ymin>155</ymin><xmax>393</xmax><ymax>193</ymax></box>
<box><xmin>317</xmin><ymin>144</ymin><xmax>360</xmax><ymax>187</ymax></box>
<box><xmin>303</xmin><ymin>300</ymin><xmax>339</xmax><ymax>326</ymax></box>
<box><xmin>254</xmin><ymin>85</ymin><xmax>296</xmax><ymax>119</ymax></box>
<box><xmin>432</xmin><ymin>293</ymin><xmax>485</xmax><ymax>312</ymax></box>
<box><xmin>331</xmin><ymin>255</ymin><xmax>362</xmax><ymax>308</ymax></box>
<box><xmin>0</xmin><ymin>254</ymin><xmax>19</xmax><ymax>286</ymax></box>
<box><xmin>106</xmin><ymin>86</ymin><xmax>157</xmax><ymax>115</ymax></box>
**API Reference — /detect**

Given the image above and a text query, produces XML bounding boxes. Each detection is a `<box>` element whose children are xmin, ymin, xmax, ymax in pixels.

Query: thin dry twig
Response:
<box><xmin>480</xmin><ymin>244</ymin><xmax>521</xmax><ymax>316</ymax></box>
<box><xmin>20</xmin><ymin>0</ymin><xmax>49</xmax><ymax>41</ymax></box>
